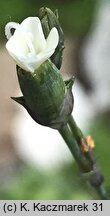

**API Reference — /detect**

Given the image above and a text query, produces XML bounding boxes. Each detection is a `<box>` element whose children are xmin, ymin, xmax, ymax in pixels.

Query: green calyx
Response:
<box><xmin>39</xmin><ymin>7</ymin><xmax>64</xmax><ymax>69</ymax></box>
<box><xmin>13</xmin><ymin>61</ymin><xmax>74</xmax><ymax>129</ymax></box>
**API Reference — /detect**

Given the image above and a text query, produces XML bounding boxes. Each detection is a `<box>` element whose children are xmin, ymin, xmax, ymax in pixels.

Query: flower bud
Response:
<box><xmin>39</xmin><ymin>7</ymin><xmax>64</xmax><ymax>69</ymax></box>
<box><xmin>12</xmin><ymin>60</ymin><xmax>74</xmax><ymax>129</ymax></box>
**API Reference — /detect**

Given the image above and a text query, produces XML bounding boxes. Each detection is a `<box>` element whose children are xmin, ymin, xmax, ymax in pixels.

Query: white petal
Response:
<box><xmin>5</xmin><ymin>22</ymin><xmax>20</xmax><ymax>39</ymax></box>
<box><xmin>23</xmin><ymin>32</ymin><xmax>36</xmax><ymax>54</ymax></box>
<box><xmin>25</xmin><ymin>50</ymin><xmax>55</xmax><ymax>72</ymax></box>
<box><xmin>5</xmin><ymin>17</ymin><xmax>59</xmax><ymax>72</ymax></box>
<box><xmin>20</xmin><ymin>50</ymin><xmax>54</xmax><ymax>73</ymax></box>
<box><xmin>6</xmin><ymin>34</ymin><xmax>29</xmax><ymax>57</ymax></box>
<box><xmin>46</xmin><ymin>27</ymin><xmax>59</xmax><ymax>52</ymax></box>
<box><xmin>7</xmin><ymin>50</ymin><xmax>33</xmax><ymax>72</ymax></box>
<box><xmin>36</xmin><ymin>50</ymin><xmax>55</xmax><ymax>67</ymax></box>
<box><xmin>18</xmin><ymin>17</ymin><xmax>46</xmax><ymax>53</ymax></box>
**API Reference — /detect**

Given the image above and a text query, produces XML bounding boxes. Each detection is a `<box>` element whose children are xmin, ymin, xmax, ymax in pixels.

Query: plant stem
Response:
<box><xmin>96</xmin><ymin>185</ymin><xmax>109</xmax><ymax>200</ymax></box>
<box><xmin>59</xmin><ymin>115</ymin><xmax>109</xmax><ymax>200</ymax></box>
<box><xmin>67</xmin><ymin>114</ymin><xmax>109</xmax><ymax>199</ymax></box>
<box><xmin>68</xmin><ymin>115</ymin><xmax>98</xmax><ymax>165</ymax></box>
<box><xmin>59</xmin><ymin>124</ymin><xmax>91</xmax><ymax>173</ymax></box>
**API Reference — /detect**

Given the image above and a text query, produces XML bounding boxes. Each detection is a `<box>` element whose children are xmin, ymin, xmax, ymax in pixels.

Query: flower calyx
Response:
<box><xmin>12</xmin><ymin>61</ymin><xmax>74</xmax><ymax>129</ymax></box>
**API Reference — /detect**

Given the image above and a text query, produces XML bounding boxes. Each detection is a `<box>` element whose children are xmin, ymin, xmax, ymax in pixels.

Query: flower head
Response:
<box><xmin>5</xmin><ymin>9</ymin><xmax>74</xmax><ymax>129</ymax></box>
<box><xmin>5</xmin><ymin>17</ymin><xmax>59</xmax><ymax>72</ymax></box>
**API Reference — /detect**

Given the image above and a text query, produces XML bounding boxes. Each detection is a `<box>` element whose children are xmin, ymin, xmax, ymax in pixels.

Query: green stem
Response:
<box><xmin>68</xmin><ymin>115</ymin><xmax>84</xmax><ymax>142</ymax></box>
<box><xmin>59</xmin><ymin>124</ymin><xmax>91</xmax><ymax>173</ymax></box>
<box><xmin>67</xmin><ymin>114</ymin><xmax>109</xmax><ymax>200</ymax></box>
<box><xmin>96</xmin><ymin>185</ymin><xmax>109</xmax><ymax>200</ymax></box>
<box><xmin>68</xmin><ymin>115</ymin><xmax>96</xmax><ymax>165</ymax></box>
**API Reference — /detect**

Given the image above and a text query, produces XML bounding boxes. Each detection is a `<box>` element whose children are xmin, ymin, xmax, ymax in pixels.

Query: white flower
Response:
<box><xmin>5</xmin><ymin>17</ymin><xmax>59</xmax><ymax>72</ymax></box>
